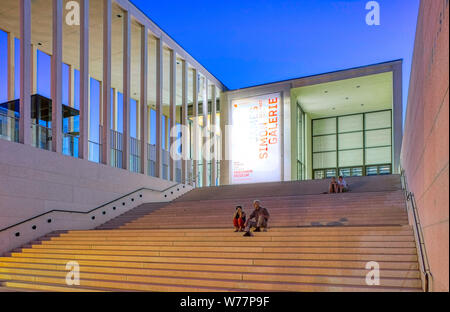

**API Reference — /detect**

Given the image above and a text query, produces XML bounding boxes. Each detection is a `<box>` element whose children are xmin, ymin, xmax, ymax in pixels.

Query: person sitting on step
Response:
<box><xmin>243</xmin><ymin>200</ymin><xmax>270</xmax><ymax>237</ymax></box>
<box><xmin>337</xmin><ymin>176</ymin><xmax>349</xmax><ymax>193</ymax></box>
<box><xmin>233</xmin><ymin>205</ymin><xmax>246</xmax><ymax>232</ymax></box>
<box><xmin>329</xmin><ymin>176</ymin><xmax>338</xmax><ymax>194</ymax></box>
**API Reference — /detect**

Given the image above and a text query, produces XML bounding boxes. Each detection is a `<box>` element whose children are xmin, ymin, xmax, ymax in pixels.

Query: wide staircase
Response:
<box><xmin>0</xmin><ymin>175</ymin><xmax>422</xmax><ymax>292</ymax></box>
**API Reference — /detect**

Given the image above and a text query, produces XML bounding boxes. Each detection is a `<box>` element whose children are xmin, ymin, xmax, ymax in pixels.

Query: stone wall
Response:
<box><xmin>0</xmin><ymin>138</ymin><xmax>175</xmax><ymax>229</ymax></box>
<box><xmin>401</xmin><ymin>0</ymin><xmax>449</xmax><ymax>292</ymax></box>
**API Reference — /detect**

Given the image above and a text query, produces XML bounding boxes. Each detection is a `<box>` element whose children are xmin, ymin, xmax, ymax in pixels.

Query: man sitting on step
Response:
<box><xmin>337</xmin><ymin>176</ymin><xmax>349</xmax><ymax>193</ymax></box>
<box><xmin>243</xmin><ymin>200</ymin><xmax>270</xmax><ymax>237</ymax></box>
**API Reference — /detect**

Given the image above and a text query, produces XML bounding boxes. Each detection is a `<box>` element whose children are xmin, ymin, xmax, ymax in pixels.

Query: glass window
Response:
<box><xmin>130</xmin><ymin>99</ymin><xmax>137</xmax><ymax>139</ymax></box>
<box><xmin>314</xmin><ymin>170</ymin><xmax>324</xmax><ymax>180</ymax></box>
<box><xmin>162</xmin><ymin>115</ymin><xmax>166</xmax><ymax>150</ymax></box>
<box><xmin>62</xmin><ymin>64</ymin><xmax>69</xmax><ymax>106</ymax></box>
<box><xmin>88</xmin><ymin>78</ymin><xmax>101</xmax><ymax>163</ymax></box>
<box><xmin>0</xmin><ymin>31</ymin><xmax>7</xmax><ymax>103</ymax></box>
<box><xmin>338</xmin><ymin>132</ymin><xmax>363</xmax><ymax>150</ymax></box>
<box><xmin>37</xmin><ymin>50</ymin><xmax>51</xmax><ymax>98</ymax></box>
<box><xmin>313</xmin><ymin>134</ymin><xmax>336</xmax><ymax>152</ymax></box>
<box><xmin>379</xmin><ymin>165</ymin><xmax>391</xmax><ymax>175</ymax></box>
<box><xmin>130</xmin><ymin>19</ymin><xmax>142</xmax><ymax>141</ymax></box>
<box><xmin>351</xmin><ymin>167</ymin><xmax>363</xmax><ymax>176</ymax></box>
<box><xmin>365</xmin><ymin>111</ymin><xmax>391</xmax><ymax>130</ymax></box>
<box><xmin>14</xmin><ymin>38</ymin><xmax>20</xmax><ymax>100</ymax></box>
<box><xmin>32</xmin><ymin>0</ymin><xmax>53</xmax><ymax>97</ymax></box>
<box><xmin>338</xmin><ymin>114</ymin><xmax>363</xmax><ymax>133</ymax></box>
<box><xmin>339</xmin><ymin>149</ymin><xmax>363</xmax><ymax>167</ymax></box>
<box><xmin>325</xmin><ymin>169</ymin><xmax>337</xmax><ymax>178</ymax></box>
<box><xmin>117</xmin><ymin>92</ymin><xmax>123</xmax><ymax>133</ymax></box>
<box><xmin>366</xmin><ymin>166</ymin><xmax>378</xmax><ymax>176</ymax></box>
<box><xmin>88</xmin><ymin>0</ymin><xmax>103</xmax><ymax>162</ymax></box>
<box><xmin>366</xmin><ymin>146</ymin><xmax>391</xmax><ymax>165</ymax></box>
<box><xmin>365</xmin><ymin>128</ymin><xmax>391</xmax><ymax>148</ymax></box>
<box><xmin>339</xmin><ymin>168</ymin><xmax>351</xmax><ymax>177</ymax></box>
<box><xmin>313</xmin><ymin>151</ymin><xmax>337</xmax><ymax>169</ymax></box>
<box><xmin>311</xmin><ymin>110</ymin><xmax>392</xmax><ymax>176</ymax></box>
<box><xmin>313</xmin><ymin>118</ymin><xmax>336</xmax><ymax>136</ymax></box>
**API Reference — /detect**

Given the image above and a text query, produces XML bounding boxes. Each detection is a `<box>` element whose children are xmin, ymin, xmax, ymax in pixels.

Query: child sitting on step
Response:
<box><xmin>233</xmin><ymin>206</ymin><xmax>246</xmax><ymax>232</ymax></box>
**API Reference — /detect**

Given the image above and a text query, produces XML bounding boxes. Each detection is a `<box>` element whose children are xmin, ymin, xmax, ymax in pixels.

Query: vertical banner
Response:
<box><xmin>231</xmin><ymin>93</ymin><xmax>281</xmax><ymax>184</ymax></box>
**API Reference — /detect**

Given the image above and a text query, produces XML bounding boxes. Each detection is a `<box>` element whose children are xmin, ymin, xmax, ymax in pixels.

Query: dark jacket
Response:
<box><xmin>249</xmin><ymin>207</ymin><xmax>270</xmax><ymax>221</ymax></box>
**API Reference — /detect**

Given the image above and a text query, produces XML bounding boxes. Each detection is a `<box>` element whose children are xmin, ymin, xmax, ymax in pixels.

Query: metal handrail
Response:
<box><xmin>400</xmin><ymin>169</ymin><xmax>433</xmax><ymax>292</ymax></box>
<box><xmin>0</xmin><ymin>183</ymin><xmax>181</xmax><ymax>233</ymax></box>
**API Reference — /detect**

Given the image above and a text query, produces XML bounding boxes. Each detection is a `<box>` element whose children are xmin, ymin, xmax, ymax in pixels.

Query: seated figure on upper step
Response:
<box><xmin>243</xmin><ymin>200</ymin><xmax>270</xmax><ymax>237</ymax></box>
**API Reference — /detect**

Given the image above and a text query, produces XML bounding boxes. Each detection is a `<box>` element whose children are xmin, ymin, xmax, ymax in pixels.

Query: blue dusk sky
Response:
<box><xmin>131</xmin><ymin>0</ymin><xmax>420</xmax><ymax>123</ymax></box>
<box><xmin>0</xmin><ymin>0</ymin><xmax>420</xmax><ymax>127</ymax></box>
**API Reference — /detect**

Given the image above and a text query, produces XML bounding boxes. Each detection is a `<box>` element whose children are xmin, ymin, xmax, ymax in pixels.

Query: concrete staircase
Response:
<box><xmin>0</xmin><ymin>175</ymin><xmax>422</xmax><ymax>292</ymax></box>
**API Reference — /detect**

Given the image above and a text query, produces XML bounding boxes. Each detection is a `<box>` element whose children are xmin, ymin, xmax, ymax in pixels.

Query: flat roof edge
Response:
<box><xmin>228</xmin><ymin>59</ymin><xmax>403</xmax><ymax>92</ymax></box>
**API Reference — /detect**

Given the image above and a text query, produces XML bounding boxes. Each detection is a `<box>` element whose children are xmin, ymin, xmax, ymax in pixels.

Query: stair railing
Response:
<box><xmin>400</xmin><ymin>169</ymin><xmax>433</xmax><ymax>292</ymax></box>
<box><xmin>0</xmin><ymin>183</ymin><xmax>184</xmax><ymax>234</ymax></box>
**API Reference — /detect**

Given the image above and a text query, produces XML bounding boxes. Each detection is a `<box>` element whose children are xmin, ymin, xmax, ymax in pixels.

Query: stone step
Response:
<box><xmin>0</xmin><ymin>255</ymin><xmax>419</xmax><ymax>270</ymax></box>
<box><xmin>9</xmin><ymin>250</ymin><xmax>418</xmax><ymax>262</ymax></box>
<box><xmin>0</xmin><ymin>267</ymin><xmax>421</xmax><ymax>289</ymax></box>
<box><xmin>0</xmin><ymin>260</ymin><xmax>421</xmax><ymax>279</ymax></box>
<box><xmin>128</xmin><ymin>212</ymin><xmax>407</xmax><ymax>219</ymax></box>
<box><xmin>21</xmin><ymin>245</ymin><xmax>417</xmax><ymax>255</ymax></box>
<box><xmin>0</xmin><ymin>272</ymin><xmax>240</xmax><ymax>292</ymax></box>
<box><xmin>121</xmin><ymin>221</ymin><xmax>409</xmax><ymax>229</ymax></box>
<box><xmin>46</xmin><ymin>235</ymin><xmax>415</xmax><ymax>243</ymax></box>
<box><xmin>0</xmin><ymin>176</ymin><xmax>421</xmax><ymax>292</ymax></box>
<box><xmin>69</xmin><ymin>225</ymin><xmax>413</xmax><ymax>233</ymax></box>
<box><xmin>58</xmin><ymin>229</ymin><xmax>414</xmax><ymax>237</ymax></box>
<box><xmin>0</xmin><ymin>280</ymin><xmax>107</xmax><ymax>292</ymax></box>
<box><xmin>35</xmin><ymin>240</ymin><xmax>416</xmax><ymax>248</ymax></box>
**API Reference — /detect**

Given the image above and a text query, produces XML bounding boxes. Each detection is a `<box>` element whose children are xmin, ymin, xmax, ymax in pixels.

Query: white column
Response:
<box><xmin>155</xmin><ymin>38</ymin><xmax>163</xmax><ymax>178</ymax></box>
<box><xmin>211</xmin><ymin>85</ymin><xmax>217</xmax><ymax>186</ymax></box>
<box><xmin>102</xmin><ymin>0</ymin><xmax>112</xmax><ymax>166</ymax></box>
<box><xmin>202</xmin><ymin>79</ymin><xmax>208</xmax><ymax>186</ymax></box>
<box><xmin>52</xmin><ymin>0</ymin><xmax>63</xmax><ymax>154</ymax></box>
<box><xmin>192</xmin><ymin>70</ymin><xmax>198</xmax><ymax>186</ymax></box>
<box><xmin>181</xmin><ymin>60</ymin><xmax>188</xmax><ymax>184</ymax></box>
<box><xmin>169</xmin><ymin>49</ymin><xmax>176</xmax><ymax>181</ymax></box>
<box><xmin>79</xmin><ymin>0</ymin><xmax>89</xmax><ymax>159</ymax></box>
<box><xmin>19</xmin><ymin>0</ymin><xmax>31</xmax><ymax>145</ymax></box>
<box><xmin>140</xmin><ymin>26</ymin><xmax>148</xmax><ymax>175</ymax></box>
<box><xmin>392</xmin><ymin>62</ymin><xmax>403</xmax><ymax>174</ymax></box>
<box><xmin>122</xmin><ymin>10</ymin><xmax>131</xmax><ymax>170</ymax></box>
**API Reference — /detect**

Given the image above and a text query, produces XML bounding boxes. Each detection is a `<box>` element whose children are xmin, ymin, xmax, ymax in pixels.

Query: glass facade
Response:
<box><xmin>312</xmin><ymin>110</ymin><xmax>393</xmax><ymax>179</ymax></box>
<box><xmin>0</xmin><ymin>1</ymin><xmax>399</xmax><ymax>189</ymax></box>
